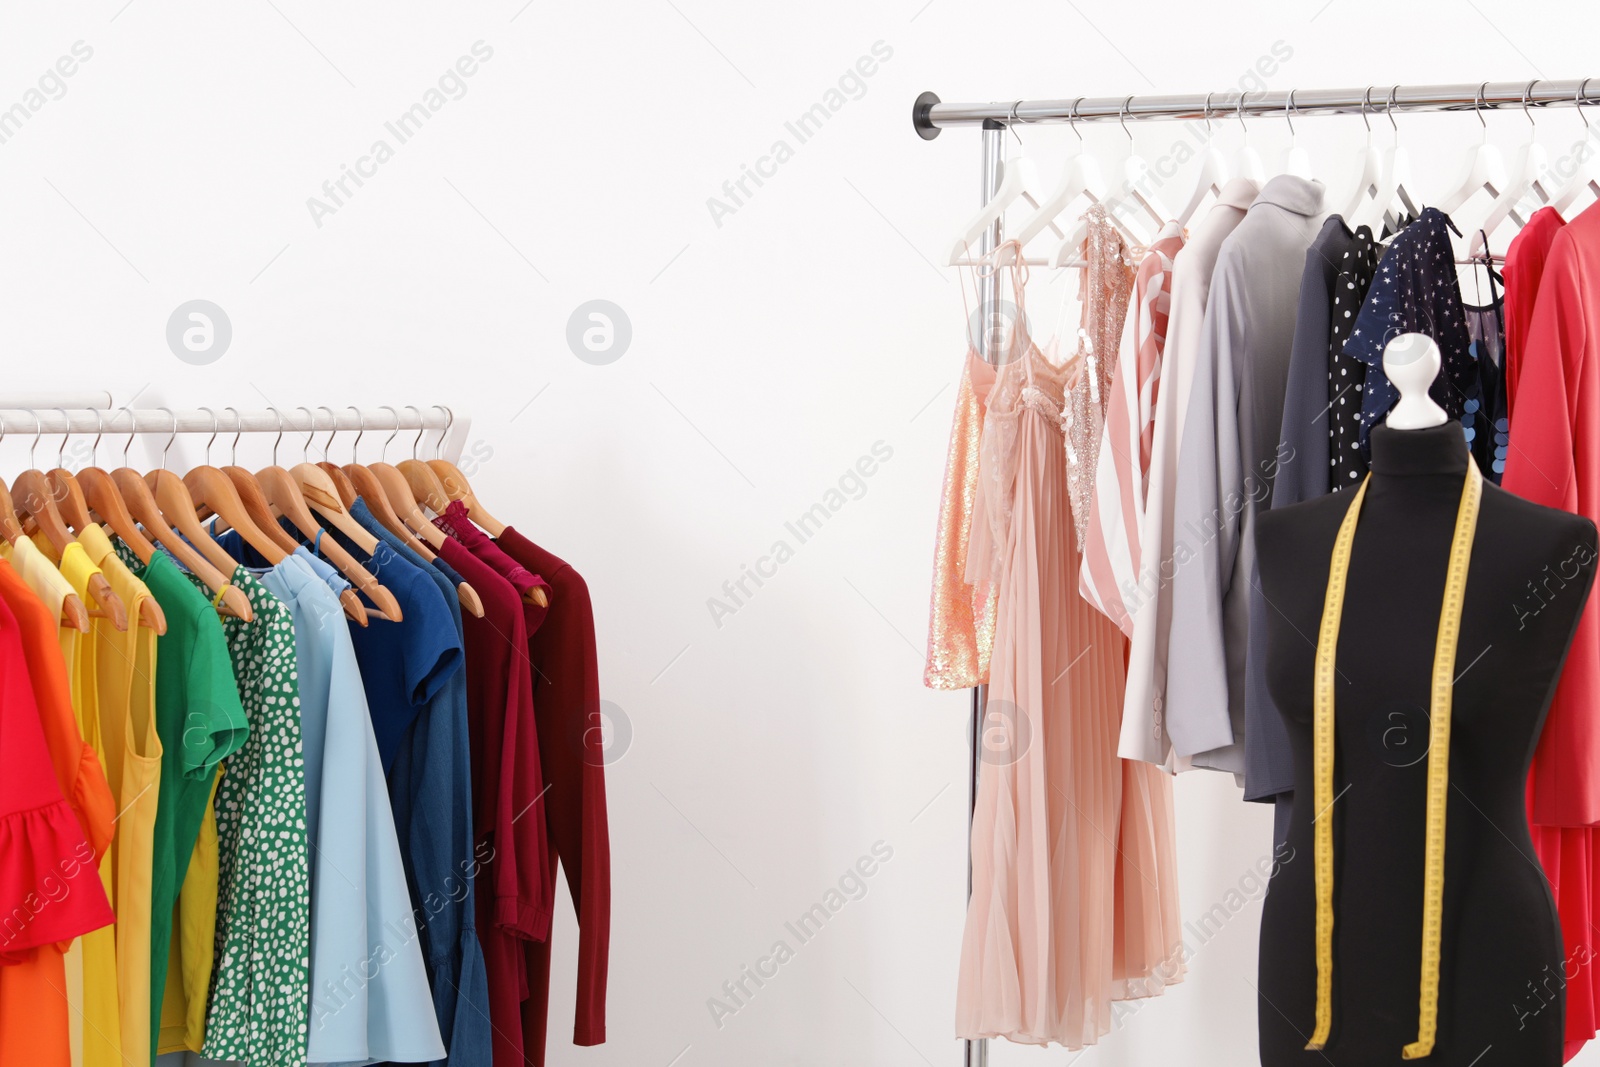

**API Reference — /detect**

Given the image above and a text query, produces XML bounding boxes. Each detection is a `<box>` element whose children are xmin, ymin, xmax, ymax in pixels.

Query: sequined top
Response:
<box><xmin>923</xmin><ymin>348</ymin><xmax>1000</xmax><ymax>690</ymax></box>
<box><xmin>1062</xmin><ymin>205</ymin><xmax>1136</xmax><ymax>550</ymax></box>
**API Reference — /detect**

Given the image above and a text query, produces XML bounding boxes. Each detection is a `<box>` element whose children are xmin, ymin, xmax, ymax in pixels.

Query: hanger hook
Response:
<box><xmin>90</xmin><ymin>408</ymin><xmax>104</xmax><ymax>468</ymax></box>
<box><xmin>317</xmin><ymin>404</ymin><xmax>339</xmax><ymax>462</ymax></box>
<box><xmin>1475</xmin><ymin>81</ymin><xmax>1489</xmax><ymax>132</ymax></box>
<box><xmin>119</xmin><ymin>406</ymin><xmax>136</xmax><ymax>467</ymax></box>
<box><xmin>26</xmin><ymin>409</ymin><xmax>41</xmax><ymax>469</ymax></box>
<box><xmin>1236</xmin><ymin>90</ymin><xmax>1250</xmax><ymax>140</ymax></box>
<box><xmin>348</xmin><ymin>405</ymin><xmax>365</xmax><ymax>463</ymax></box>
<box><xmin>1284</xmin><ymin>89</ymin><xmax>1297</xmax><ymax>140</ymax></box>
<box><xmin>295</xmin><ymin>405</ymin><xmax>316</xmax><ymax>460</ymax></box>
<box><xmin>1524</xmin><ymin>78</ymin><xmax>1538</xmax><ymax>130</ymax></box>
<box><xmin>1120</xmin><ymin>95</ymin><xmax>1135</xmax><ymax>143</ymax></box>
<box><xmin>223</xmin><ymin>406</ymin><xmax>242</xmax><ymax>466</ymax></box>
<box><xmin>1360</xmin><ymin>86</ymin><xmax>1373</xmax><ymax>133</ymax></box>
<box><xmin>158</xmin><ymin>406</ymin><xmax>177</xmax><ymax>473</ymax></box>
<box><xmin>407</xmin><ymin>405</ymin><xmax>426</xmax><ymax>459</ymax></box>
<box><xmin>379</xmin><ymin>405</ymin><xmax>401</xmax><ymax>463</ymax></box>
<box><xmin>268</xmin><ymin>407</ymin><xmax>284</xmax><ymax>466</ymax></box>
<box><xmin>55</xmin><ymin>408</ymin><xmax>71</xmax><ymax>468</ymax></box>
<box><xmin>1202</xmin><ymin>91</ymin><xmax>1215</xmax><ymax>139</ymax></box>
<box><xmin>199</xmin><ymin>406</ymin><xmax>219</xmax><ymax>466</ymax></box>
<box><xmin>433</xmin><ymin>405</ymin><xmax>453</xmax><ymax>459</ymax></box>
<box><xmin>1068</xmin><ymin>96</ymin><xmax>1084</xmax><ymax>143</ymax></box>
<box><xmin>1006</xmin><ymin>100</ymin><xmax>1024</xmax><ymax>146</ymax></box>
<box><xmin>1579</xmin><ymin>78</ymin><xmax>1594</xmax><ymax>133</ymax></box>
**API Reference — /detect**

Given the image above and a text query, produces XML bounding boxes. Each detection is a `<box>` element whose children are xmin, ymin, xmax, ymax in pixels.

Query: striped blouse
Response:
<box><xmin>1080</xmin><ymin>222</ymin><xmax>1185</xmax><ymax>636</ymax></box>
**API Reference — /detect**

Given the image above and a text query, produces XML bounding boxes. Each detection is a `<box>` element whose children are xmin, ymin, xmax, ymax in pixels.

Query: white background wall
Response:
<box><xmin>1</xmin><ymin>1</ymin><xmax>1596</xmax><ymax>1064</ymax></box>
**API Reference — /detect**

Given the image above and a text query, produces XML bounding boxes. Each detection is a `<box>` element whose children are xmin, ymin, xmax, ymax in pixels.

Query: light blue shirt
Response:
<box><xmin>259</xmin><ymin>554</ymin><xmax>445</xmax><ymax>1066</ymax></box>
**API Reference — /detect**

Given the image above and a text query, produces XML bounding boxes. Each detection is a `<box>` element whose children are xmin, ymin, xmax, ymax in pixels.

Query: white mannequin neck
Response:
<box><xmin>1382</xmin><ymin>332</ymin><xmax>1449</xmax><ymax>430</ymax></box>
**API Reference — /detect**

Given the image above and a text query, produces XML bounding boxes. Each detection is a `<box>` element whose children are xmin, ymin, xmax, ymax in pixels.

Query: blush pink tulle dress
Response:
<box><xmin>955</xmin><ymin>216</ymin><xmax>1185</xmax><ymax>1049</ymax></box>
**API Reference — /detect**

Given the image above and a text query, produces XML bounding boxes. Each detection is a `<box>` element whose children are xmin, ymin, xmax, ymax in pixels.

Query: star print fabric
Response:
<box><xmin>1343</xmin><ymin>207</ymin><xmax>1477</xmax><ymax>455</ymax></box>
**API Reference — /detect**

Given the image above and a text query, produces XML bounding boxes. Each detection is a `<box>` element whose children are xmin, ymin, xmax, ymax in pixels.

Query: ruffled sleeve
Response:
<box><xmin>0</xmin><ymin>606</ymin><xmax>114</xmax><ymax>963</ymax></box>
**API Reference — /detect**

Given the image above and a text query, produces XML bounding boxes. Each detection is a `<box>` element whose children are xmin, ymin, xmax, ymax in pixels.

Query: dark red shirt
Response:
<box><xmin>495</xmin><ymin>528</ymin><xmax>611</xmax><ymax>1060</ymax></box>
<box><xmin>434</xmin><ymin>536</ymin><xmax>551</xmax><ymax>1067</ymax></box>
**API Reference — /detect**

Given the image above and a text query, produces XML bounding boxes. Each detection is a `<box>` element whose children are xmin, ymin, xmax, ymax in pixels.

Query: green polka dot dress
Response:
<box><xmin>184</xmin><ymin>566</ymin><xmax>311</xmax><ymax>1066</ymax></box>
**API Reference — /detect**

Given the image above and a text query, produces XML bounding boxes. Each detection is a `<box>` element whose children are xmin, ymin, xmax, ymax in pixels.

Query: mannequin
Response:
<box><xmin>1255</xmin><ymin>332</ymin><xmax>1597</xmax><ymax>1064</ymax></box>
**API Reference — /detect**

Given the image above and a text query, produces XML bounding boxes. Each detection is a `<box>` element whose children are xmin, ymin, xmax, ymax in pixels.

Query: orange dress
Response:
<box><xmin>0</xmin><ymin>561</ymin><xmax>116</xmax><ymax>1067</ymax></box>
<box><xmin>924</xmin><ymin>348</ymin><xmax>1000</xmax><ymax>689</ymax></box>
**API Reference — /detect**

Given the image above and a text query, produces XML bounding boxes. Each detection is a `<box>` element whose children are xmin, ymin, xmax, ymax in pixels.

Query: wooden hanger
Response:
<box><xmin>363</xmin><ymin>408</ymin><xmax>484</xmax><ymax>617</ymax></box>
<box><xmin>13</xmin><ymin>414</ymin><xmax>126</xmax><ymax>631</ymax></box>
<box><xmin>112</xmin><ymin>467</ymin><xmax>252</xmax><ymax>621</ymax></box>
<box><xmin>181</xmin><ymin>408</ymin><xmax>290</xmax><ymax>569</ymax></box>
<box><xmin>185</xmin><ymin>466</ymin><xmax>289</xmax><ymax>565</ymax></box>
<box><xmin>78</xmin><ymin>463</ymin><xmax>166</xmax><ymax>657</ymax></box>
<box><xmin>399</xmin><ymin>455</ymin><xmax>451</xmax><ymax>515</ymax></box>
<box><xmin>254</xmin><ymin>408</ymin><xmax>391</xmax><ymax>622</ymax></box>
<box><xmin>348</xmin><ymin>461</ymin><xmax>427</xmax><ymax>552</ymax></box>
<box><xmin>353</xmin><ymin>406</ymin><xmax>489</xmax><ymax>617</ymax></box>
<box><xmin>0</xmin><ymin>472</ymin><xmax>90</xmax><ymax>632</ymax></box>
<box><xmin>77</xmin><ymin>413</ymin><xmax>158</xmax><ymax>567</ymax></box>
<box><xmin>108</xmin><ymin>410</ymin><xmax>251</xmax><ymax>621</ymax></box>
<box><xmin>317</xmin><ymin>461</ymin><xmax>359</xmax><ymax>509</ymax></box>
<box><xmin>290</xmin><ymin>462</ymin><xmax>403</xmax><ymax>621</ymax></box>
<box><xmin>371</xmin><ymin>462</ymin><xmax>447</xmax><ymax>548</ymax></box>
<box><xmin>426</xmin><ymin>402</ymin><xmax>503</xmax><ymax>529</ymax></box>
<box><xmin>221</xmin><ymin>464</ymin><xmax>368</xmax><ymax>627</ymax></box>
<box><xmin>421</xmin><ymin>410</ymin><xmax>547</xmax><ymax>608</ymax></box>
<box><xmin>54</xmin><ymin>416</ymin><xmax>166</xmax><ymax>634</ymax></box>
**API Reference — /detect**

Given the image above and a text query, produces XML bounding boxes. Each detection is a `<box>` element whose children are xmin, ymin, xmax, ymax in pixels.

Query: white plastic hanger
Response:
<box><xmin>1232</xmin><ymin>91</ymin><xmax>1267</xmax><ymax>185</ymax></box>
<box><xmin>1177</xmin><ymin>92</ymin><xmax>1231</xmax><ymax>226</ymax></box>
<box><xmin>948</xmin><ymin>105</ymin><xmax>1056</xmax><ymax>265</ymax></box>
<box><xmin>1279</xmin><ymin>90</ymin><xmax>1315</xmax><ymax>180</ymax></box>
<box><xmin>1011</xmin><ymin>99</ymin><xmax>1108</xmax><ymax>251</ymax></box>
<box><xmin>1362</xmin><ymin>85</ymin><xmax>1421</xmax><ymax>236</ymax></box>
<box><xmin>1552</xmin><ymin>78</ymin><xmax>1600</xmax><ymax>216</ymax></box>
<box><xmin>1340</xmin><ymin>88</ymin><xmax>1386</xmax><ymax>223</ymax></box>
<box><xmin>1050</xmin><ymin>100</ymin><xmax>1147</xmax><ymax>267</ymax></box>
<box><xmin>1472</xmin><ymin>81</ymin><xmax>1548</xmax><ymax>257</ymax></box>
<box><xmin>1100</xmin><ymin>95</ymin><xmax>1170</xmax><ymax>243</ymax></box>
<box><xmin>1436</xmin><ymin>82</ymin><xmax>1509</xmax><ymax>234</ymax></box>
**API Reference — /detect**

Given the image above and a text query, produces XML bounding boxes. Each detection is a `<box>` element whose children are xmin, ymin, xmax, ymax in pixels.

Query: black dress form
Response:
<box><xmin>1256</xmin><ymin>422</ymin><xmax>1597</xmax><ymax>1065</ymax></box>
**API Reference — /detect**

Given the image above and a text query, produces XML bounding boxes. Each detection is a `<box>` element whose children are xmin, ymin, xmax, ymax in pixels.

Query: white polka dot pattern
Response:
<box><xmin>185</xmin><ymin>567</ymin><xmax>311</xmax><ymax>1066</ymax></box>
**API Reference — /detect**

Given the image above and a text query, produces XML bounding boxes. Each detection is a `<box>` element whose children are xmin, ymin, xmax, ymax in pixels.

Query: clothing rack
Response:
<box><xmin>917</xmin><ymin>77</ymin><xmax>1599</xmax><ymax>1067</ymax></box>
<box><xmin>0</xmin><ymin>402</ymin><xmax>471</xmax><ymax>464</ymax></box>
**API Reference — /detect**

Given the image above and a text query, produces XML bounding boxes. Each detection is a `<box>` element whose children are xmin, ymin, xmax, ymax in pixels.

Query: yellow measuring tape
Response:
<box><xmin>1305</xmin><ymin>460</ymin><xmax>1482</xmax><ymax>1058</ymax></box>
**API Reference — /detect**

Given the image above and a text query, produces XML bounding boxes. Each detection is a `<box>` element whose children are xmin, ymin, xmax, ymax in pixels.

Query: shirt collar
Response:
<box><xmin>1216</xmin><ymin>177</ymin><xmax>1261</xmax><ymax>211</ymax></box>
<box><xmin>1251</xmin><ymin>175</ymin><xmax>1325</xmax><ymax>217</ymax></box>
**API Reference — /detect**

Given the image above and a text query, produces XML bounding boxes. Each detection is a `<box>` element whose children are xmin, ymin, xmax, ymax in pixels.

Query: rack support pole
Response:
<box><xmin>963</xmin><ymin>117</ymin><xmax>1005</xmax><ymax>1067</ymax></box>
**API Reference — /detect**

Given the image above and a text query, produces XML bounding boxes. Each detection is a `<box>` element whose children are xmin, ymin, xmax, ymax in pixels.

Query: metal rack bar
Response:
<box><xmin>913</xmin><ymin>77</ymin><xmax>1599</xmax><ymax>137</ymax></box>
<box><xmin>0</xmin><ymin>405</ymin><xmax>471</xmax><ymax>463</ymax></box>
<box><xmin>0</xmin><ymin>406</ymin><xmax>451</xmax><ymax>435</ymax></box>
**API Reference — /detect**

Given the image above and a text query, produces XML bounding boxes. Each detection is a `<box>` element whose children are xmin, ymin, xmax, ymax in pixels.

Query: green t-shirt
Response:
<box><xmin>116</xmin><ymin>543</ymin><xmax>248</xmax><ymax>1059</ymax></box>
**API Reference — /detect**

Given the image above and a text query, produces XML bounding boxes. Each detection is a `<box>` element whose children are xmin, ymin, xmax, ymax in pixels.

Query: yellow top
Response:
<box><xmin>157</xmin><ymin>770</ymin><xmax>220</xmax><ymax>1055</ymax></box>
<box><xmin>0</xmin><ymin>534</ymin><xmax>74</xmax><ymax>623</ymax></box>
<box><xmin>79</xmin><ymin>525</ymin><xmax>163</xmax><ymax>1063</ymax></box>
<box><xmin>52</xmin><ymin>538</ymin><xmax>123</xmax><ymax>1067</ymax></box>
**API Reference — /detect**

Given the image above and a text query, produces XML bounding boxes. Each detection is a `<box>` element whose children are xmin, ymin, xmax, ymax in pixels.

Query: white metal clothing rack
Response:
<box><xmin>917</xmin><ymin>77</ymin><xmax>1599</xmax><ymax>1067</ymax></box>
<box><xmin>0</xmin><ymin>402</ymin><xmax>471</xmax><ymax>464</ymax></box>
